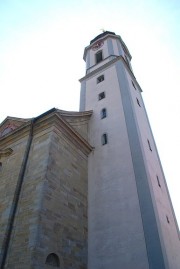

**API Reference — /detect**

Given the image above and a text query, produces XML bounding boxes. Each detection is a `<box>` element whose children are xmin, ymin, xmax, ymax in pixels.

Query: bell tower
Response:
<box><xmin>80</xmin><ymin>31</ymin><xmax>180</xmax><ymax>269</ymax></box>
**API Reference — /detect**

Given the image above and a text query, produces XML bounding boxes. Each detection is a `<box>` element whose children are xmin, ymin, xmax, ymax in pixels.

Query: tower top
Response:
<box><xmin>83</xmin><ymin>31</ymin><xmax>132</xmax><ymax>61</ymax></box>
<box><xmin>90</xmin><ymin>31</ymin><xmax>116</xmax><ymax>44</ymax></box>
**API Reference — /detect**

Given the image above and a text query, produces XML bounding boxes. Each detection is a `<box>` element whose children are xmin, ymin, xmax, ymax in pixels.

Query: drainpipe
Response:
<box><xmin>0</xmin><ymin>108</ymin><xmax>56</xmax><ymax>269</ymax></box>
<box><xmin>0</xmin><ymin>118</ymin><xmax>35</xmax><ymax>269</ymax></box>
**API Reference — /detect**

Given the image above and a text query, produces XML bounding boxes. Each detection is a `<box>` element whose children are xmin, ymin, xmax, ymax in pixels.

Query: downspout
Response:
<box><xmin>0</xmin><ymin>108</ymin><xmax>56</xmax><ymax>269</ymax></box>
<box><xmin>0</xmin><ymin>118</ymin><xmax>35</xmax><ymax>269</ymax></box>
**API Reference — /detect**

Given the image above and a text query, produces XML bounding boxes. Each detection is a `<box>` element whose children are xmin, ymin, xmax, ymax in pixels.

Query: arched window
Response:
<box><xmin>101</xmin><ymin>108</ymin><xmax>107</xmax><ymax>119</ymax></box>
<box><xmin>45</xmin><ymin>253</ymin><xmax>60</xmax><ymax>267</ymax></box>
<box><xmin>101</xmin><ymin>133</ymin><xmax>108</xmax><ymax>145</ymax></box>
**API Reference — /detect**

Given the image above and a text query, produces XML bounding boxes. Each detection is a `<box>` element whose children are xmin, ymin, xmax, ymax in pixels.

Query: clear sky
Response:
<box><xmin>1</xmin><ymin>0</ymin><xmax>180</xmax><ymax>227</ymax></box>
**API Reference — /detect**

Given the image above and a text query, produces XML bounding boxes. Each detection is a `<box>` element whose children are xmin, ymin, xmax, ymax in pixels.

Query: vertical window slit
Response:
<box><xmin>102</xmin><ymin>133</ymin><xmax>108</xmax><ymax>145</ymax></box>
<box><xmin>156</xmin><ymin>175</ymin><xmax>161</xmax><ymax>187</ymax></box>
<box><xmin>101</xmin><ymin>108</ymin><xmax>107</xmax><ymax>119</ymax></box>
<box><xmin>132</xmin><ymin>81</ymin><xmax>136</xmax><ymax>90</ymax></box>
<box><xmin>166</xmin><ymin>215</ymin><xmax>170</xmax><ymax>224</ymax></box>
<box><xmin>147</xmin><ymin>139</ymin><xmax>152</xmax><ymax>151</ymax></box>
<box><xmin>136</xmin><ymin>98</ymin><xmax>141</xmax><ymax>107</ymax></box>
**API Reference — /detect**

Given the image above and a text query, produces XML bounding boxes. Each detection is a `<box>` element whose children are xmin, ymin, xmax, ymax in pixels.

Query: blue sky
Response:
<box><xmin>1</xmin><ymin>0</ymin><xmax>180</xmax><ymax>226</ymax></box>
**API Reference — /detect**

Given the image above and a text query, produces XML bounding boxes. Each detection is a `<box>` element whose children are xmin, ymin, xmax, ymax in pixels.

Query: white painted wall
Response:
<box><xmin>83</xmin><ymin>64</ymin><xmax>149</xmax><ymax>269</ymax></box>
<box><xmin>124</xmin><ymin>68</ymin><xmax>180</xmax><ymax>269</ymax></box>
<box><xmin>80</xmin><ymin>32</ymin><xmax>180</xmax><ymax>269</ymax></box>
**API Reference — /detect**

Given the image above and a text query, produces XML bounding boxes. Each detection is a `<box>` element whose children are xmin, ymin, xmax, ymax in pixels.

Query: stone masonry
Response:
<box><xmin>0</xmin><ymin>109</ymin><xmax>92</xmax><ymax>269</ymax></box>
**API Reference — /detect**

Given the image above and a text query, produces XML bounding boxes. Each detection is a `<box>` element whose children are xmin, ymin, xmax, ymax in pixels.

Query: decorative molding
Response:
<box><xmin>33</xmin><ymin>113</ymin><xmax>93</xmax><ymax>156</ymax></box>
<box><xmin>0</xmin><ymin>124</ymin><xmax>17</xmax><ymax>137</ymax></box>
<box><xmin>79</xmin><ymin>55</ymin><xmax>142</xmax><ymax>92</ymax></box>
<box><xmin>0</xmin><ymin>148</ymin><xmax>13</xmax><ymax>158</ymax></box>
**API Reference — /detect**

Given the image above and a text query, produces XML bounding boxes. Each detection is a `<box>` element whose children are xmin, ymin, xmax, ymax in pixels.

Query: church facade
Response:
<box><xmin>0</xmin><ymin>31</ymin><xmax>180</xmax><ymax>269</ymax></box>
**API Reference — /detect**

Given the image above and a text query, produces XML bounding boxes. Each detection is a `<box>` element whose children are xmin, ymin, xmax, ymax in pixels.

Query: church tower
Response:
<box><xmin>80</xmin><ymin>31</ymin><xmax>180</xmax><ymax>269</ymax></box>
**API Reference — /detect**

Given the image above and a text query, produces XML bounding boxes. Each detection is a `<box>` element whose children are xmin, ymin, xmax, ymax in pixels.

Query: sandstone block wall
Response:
<box><xmin>0</xmin><ymin>111</ymin><xmax>91</xmax><ymax>269</ymax></box>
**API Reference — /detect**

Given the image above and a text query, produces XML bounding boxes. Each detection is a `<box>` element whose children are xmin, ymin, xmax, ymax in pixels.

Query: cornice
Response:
<box><xmin>33</xmin><ymin>112</ymin><xmax>93</xmax><ymax>156</ymax></box>
<box><xmin>0</xmin><ymin>122</ymin><xmax>32</xmax><ymax>147</ymax></box>
<box><xmin>56</xmin><ymin>109</ymin><xmax>93</xmax><ymax>118</ymax></box>
<box><xmin>0</xmin><ymin>116</ymin><xmax>30</xmax><ymax>127</ymax></box>
<box><xmin>0</xmin><ymin>148</ymin><xmax>13</xmax><ymax>159</ymax></box>
<box><xmin>0</xmin><ymin>112</ymin><xmax>93</xmax><ymax>156</ymax></box>
<box><xmin>79</xmin><ymin>55</ymin><xmax>142</xmax><ymax>92</ymax></box>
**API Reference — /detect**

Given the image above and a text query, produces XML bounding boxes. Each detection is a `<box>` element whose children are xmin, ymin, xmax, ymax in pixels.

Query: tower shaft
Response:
<box><xmin>80</xmin><ymin>31</ymin><xmax>180</xmax><ymax>269</ymax></box>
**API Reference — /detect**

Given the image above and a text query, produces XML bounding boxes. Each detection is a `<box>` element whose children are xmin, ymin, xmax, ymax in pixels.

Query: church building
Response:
<box><xmin>0</xmin><ymin>31</ymin><xmax>180</xmax><ymax>269</ymax></box>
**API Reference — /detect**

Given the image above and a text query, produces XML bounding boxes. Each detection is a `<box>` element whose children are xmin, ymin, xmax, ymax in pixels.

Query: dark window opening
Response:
<box><xmin>98</xmin><ymin>92</ymin><xmax>105</xmax><ymax>100</ymax></box>
<box><xmin>166</xmin><ymin>215</ymin><xmax>170</xmax><ymax>224</ymax></box>
<box><xmin>147</xmin><ymin>139</ymin><xmax>152</xmax><ymax>151</ymax></box>
<box><xmin>101</xmin><ymin>108</ymin><xmax>107</xmax><ymax>119</ymax></box>
<box><xmin>96</xmin><ymin>50</ymin><xmax>103</xmax><ymax>64</ymax></box>
<box><xmin>156</xmin><ymin>175</ymin><xmax>161</xmax><ymax>187</ymax></box>
<box><xmin>136</xmin><ymin>98</ymin><xmax>141</xmax><ymax>107</ymax></box>
<box><xmin>45</xmin><ymin>253</ymin><xmax>60</xmax><ymax>267</ymax></box>
<box><xmin>97</xmin><ymin>75</ymin><xmax>104</xmax><ymax>84</ymax></box>
<box><xmin>132</xmin><ymin>81</ymin><xmax>136</xmax><ymax>90</ymax></box>
<box><xmin>102</xmin><ymin>133</ymin><xmax>108</xmax><ymax>145</ymax></box>
<box><xmin>0</xmin><ymin>162</ymin><xmax>2</xmax><ymax>172</ymax></box>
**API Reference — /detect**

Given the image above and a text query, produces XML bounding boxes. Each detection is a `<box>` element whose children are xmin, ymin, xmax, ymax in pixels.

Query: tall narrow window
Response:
<box><xmin>156</xmin><ymin>175</ymin><xmax>161</xmax><ymax>187</ymax></box>
<box><xmin>132</xmin><ymin>81</ymin><xmax>136</xmax><ymax>90</ymax></box>
<box><xmin>98</xmin><ymin>92</ymin><xmax>105</xmax><ymax>100</ymax></box>
<box><xmin>102</xmin><ymin>133</ymin><xmax>108</xmax><ymax>145</ymax></box>
<box><xmin>96</xmin><ymin>50</ymin><xmax>103</xmax><ymax>64</ymax></box>
<box><xmin>136</xmin><ymin>98</ymin><xmax>141</xmax><ymax>107</ymax></box>
<box><xmin>147</xmin><ymin>139</ymin><xmax>152</xmax><ymax>151</ymax></box>
<box><xmin>166</xmin><ymin>215</ymin><xmax>170</xmax><ymax>224</ymax></box>
<box><xmin>97</xmin><ymin>75</ymin><xmax>104</xmax><ymax>84</ymax></box>
<box><xmin>101</xmin><ymin>108</ymin><xmax>107</xmax><ymax>119</ymax></box>
<box><xmin>0</xmin><ymin>162</ymin><xmax>2</xmax><ymax>172</ymax></box>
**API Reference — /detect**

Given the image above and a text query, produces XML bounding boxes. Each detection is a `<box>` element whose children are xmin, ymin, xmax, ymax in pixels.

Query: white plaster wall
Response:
<box><xmin>124</xmin><ymin>68</ymin><xmax>180</xmax><ymax>269</ymax></box>
<box><xmin>81</xmin><ymin>32</ymin><xmax>180</xmax><ymax>269</ymax></box>
<box><xmin>85</xmin><ymin>65</ymin><xmax>149</xmax><ymax>269</ymax></box>
<box><xmin>112</xmin><ymin>39</ymin><xmax>120</xmax><ymax>55</ymax></box>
